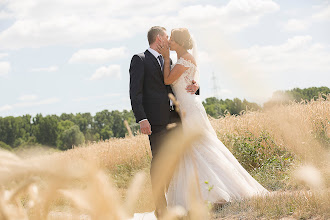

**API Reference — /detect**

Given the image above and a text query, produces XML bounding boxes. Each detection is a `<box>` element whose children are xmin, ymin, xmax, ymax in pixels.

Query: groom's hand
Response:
<box><xmin>140</xmin><ymin>120</ymin><xmax>152</xmax><ymax>135</ymax></box>
<box><xmin>186</xmin><ymin>80</ymin><xmax>199</xmax><ymax>94</ymax></box>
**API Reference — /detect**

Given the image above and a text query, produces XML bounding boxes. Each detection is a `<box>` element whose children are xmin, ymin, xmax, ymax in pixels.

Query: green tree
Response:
<box><xmin>75</xmin><ymin>113</ymin><xmax>93</xmax><ymax>134</ymax></box>
<box><xmin>111</xmin><ymin>110</ymin><xmax>126</xmax><ymax>137</ymax></box>
<box><xmin>264</xmin><ymin>86</ymin><xmax>330</xmax><ymax>108</ymax></box>
<box><xmin>202</xmin><ymin>97</ymin><xmax>224</xmax><ymax>118</ymax></box>
<box><xmin>93</xmin><ymin>110</ymin><xmax>113</xmax><ymax>139</ymax></box>
<box><xmin>202</xmin><ymin>97</ymin><xmax>261</xmax><ymax>118</ymax></box>
<box><xmin>0</xmin><ymin>141</ymin><xmax>12</xmax><ymax>151</ymax></box>
<box><xmin>122</xmin><ymin>110</ymin><xmax>139</xmax><ymax>135</ymax></box>
<box><xmin>34</xmin><ymin>114</ymin><xmax>59</xmax><ymax>147</ymax></box>
<box><xmin>57</xmin><ymin>120</ymin><xmax>75</xmax><ymax>147</ymax></box>
<box><xmin>0</xmin><ymin>116</ymin><xmax>23</xmax><ymax>147</ymax></box>
<box><xmin>59</xmin><ymin>113</ymin><xmax>75</xmax><ymax>122</ymax></box>
<box><xmin>58</xmin><ymin>125</ymin><xmax>85</xmax><ymax>150</ymax></box>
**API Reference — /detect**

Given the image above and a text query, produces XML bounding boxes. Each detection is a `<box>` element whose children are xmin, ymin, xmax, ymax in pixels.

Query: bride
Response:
<box><xmin>156</xmin><ymin>28</ymin><xmax>269</xmax><ymax>210</ymax></box>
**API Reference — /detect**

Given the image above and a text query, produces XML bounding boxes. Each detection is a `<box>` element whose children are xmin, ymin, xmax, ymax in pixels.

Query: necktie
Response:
<box><xmin>158</xmin><ymin>55</ymin><xmax>164</xmax><ymax>70</ymax></box>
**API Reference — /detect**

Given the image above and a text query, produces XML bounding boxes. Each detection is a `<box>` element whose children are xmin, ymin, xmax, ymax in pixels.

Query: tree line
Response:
<box><xmin>202</xmin><ymin>97</ymin><xmax>261</xmax><ymax>118</ymax></box>
<box><xmin>264</xmin><ymin>86</ymin><xmax>330</xmax><ymax>108</ymax></box>
<box><xmin>0</xmin><ymin>110</ymin><xmax>137</xmax><ymax>151</ymax></box>
<box><xmin>203</xmin><ymin>87</ymin><xmax>330</xmax><ymax>117</ymax></box>
<box><xmin>0</xmin><ymin>86</ymin><xmax>328</xmax><ymax>151</ymax></box>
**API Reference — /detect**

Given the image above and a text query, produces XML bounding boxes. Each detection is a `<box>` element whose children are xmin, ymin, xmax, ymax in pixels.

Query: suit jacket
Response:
<box><xmin>129</xmin><ymin>50</ymin><xmax>200</xmax><ymax>126</ymax></box>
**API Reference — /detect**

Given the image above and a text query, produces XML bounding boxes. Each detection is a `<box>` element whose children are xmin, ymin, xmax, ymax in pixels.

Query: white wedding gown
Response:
<box><xmin>165</xmin><ymin>57</ymin><xmax>268</xmax><ymax>209</ymax></box>
<box><xmin>131</xmin><ymin>58</ymin><xmax>268</xmax><ymax>219</ymax></box>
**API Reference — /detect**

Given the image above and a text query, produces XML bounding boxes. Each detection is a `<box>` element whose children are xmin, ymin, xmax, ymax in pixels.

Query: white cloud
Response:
<box><xmin>30</xmin><ymin>65</ymin><xmax>58</xmax><ymax>72</ymax></box>
<box><xmin>0</xmin><ymin>61</ymin><xmax>10</xmax><ymax>76</ymax></box>
<box><xmin>198</xmin><ymin>33</ymin><xmax>330</xmax><ymax>102</ymax></box>
<box><xmin>18</xmin><ymin>94</ymin><xmax>38</xmax><ymax>101</ymax></box>
<box><xmin>177</xmin><ymin>0</ymin><xmax>279</xmax><ymax>32</ymax></box>
<box><xmin>69</xmin><ymin>47</ymin><xmax>128</xmax><ymax>64</ymax></box>
<box><xmin>234</xmin><ymin>35</ymin><xmax>330</xmax><ymax>73</ymax></box>
<box><xmin>0</xmin><ymin>97</ymin><xmax>60</xmax><ymax>112</ymax></box>
<box><xmin>284</xmin><ymin>19</ymin><xmax>309</xmax><ymax>31</ymax></box>
<box><xmin>0</xmin><ymin>53</ymin><xmax>8</xmax><ymax>59</ymax></box>
<box><xmin>225</xmin><ymin>0</ymin><xmax>280</xmax><ymax>15</ymax></box>
<box><xmin>0</xmin><ymin>10</ymin><xmax>13</xmax><ymax>20</ymax></box>
<box><xmin>312</xmin><ymin>5</ymin><xmax>330</xmax><ymax>22</ymax></box>
<box><xmin>211</xmin><ymin>89</ymin><xmax>233</xmax><ymax>99</ymax></box>
<box><xmin>14</xmin><ymin>97</ymin><xmax>60</xmax><ymax>108</ymax></box>
<box><xmin>284</xmin><ymin>35</ymin><xmax>313</xmax><ymax>51</ymax></box>
<box><xmin>0</xmin><ymin>0</ymin><xmax>183</xmax><ymax>49</ymax></box>
<box><xmin>73</xmin><ymin>93</ymin><xmax>121</xmax><ymax>102</ymax></box>
<box><xmin>220</xmin><ymin>89</ymin><xmax>232</xmax><ymax>95</ymax></box>
<box><xmin>197</xmin><ymin>50</ymin><xmax>213</xmax><ymax>64</ymax></box>
<box><xmin>0</xmin><ymin>0</ymin><xmax>279</xmax><ymax>49</ymax></box>
<box><xmin>283</xmin><ymin>5</ymin><xmax>330</xmax><ymax>32</ymax></box>
<box><xmin>89</xmin><ymin>64</ymin><xmax>121</xmax><ymax>80</ymax></box>
<box><xmin>0</xmin><ymin>104</ymin><xmax>13</xmax><ymax>112</ymax></box>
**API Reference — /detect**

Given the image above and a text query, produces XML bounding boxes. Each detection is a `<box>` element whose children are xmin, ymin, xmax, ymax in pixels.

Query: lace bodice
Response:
<box><xmin>171</xmin><ymin>57</ymin><xmax>199</xmax><ymax>87</ymax></box>
<box><xmin>170</xmin><ymin>57</ymin><xmax>211</xmax><ymax>133</ymax></box>
<box><xmin>170</xmin><ymin>57</ymin><xmax>200</xmax><ymax>112</ymax></box>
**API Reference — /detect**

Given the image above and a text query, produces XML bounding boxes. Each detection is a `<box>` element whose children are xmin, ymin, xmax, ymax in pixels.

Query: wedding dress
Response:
<box><xmin>165</xmin><ymin>57</ymin><xmax>268</xmax><ymax>210</ymax></box>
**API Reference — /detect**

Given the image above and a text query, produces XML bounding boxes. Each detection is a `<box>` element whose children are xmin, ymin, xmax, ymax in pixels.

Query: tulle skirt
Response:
<box><xmin>166</xmin><ymin>96</ymin><xmax>268</xmax><ymax>210</ymax></box>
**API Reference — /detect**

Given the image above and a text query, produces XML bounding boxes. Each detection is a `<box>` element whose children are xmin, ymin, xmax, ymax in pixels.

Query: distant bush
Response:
<box><xmin>58</xmin><ymin>125</ymin><xmax>85</xmax><ymax>151</ymax></box>
<box><xmin>0</xmin><ymin>141</ymin><xmax>12</xmax><ymax>151</ymax></box>
<box><xmin>223</xmin><ymin>132</ymin><xmax>295</xmax><ymax>190</ymax></box>
<box><xmin>203</xmin><ymin>97</ymin><xmax>261</xmax><ymax>118</ymax></box>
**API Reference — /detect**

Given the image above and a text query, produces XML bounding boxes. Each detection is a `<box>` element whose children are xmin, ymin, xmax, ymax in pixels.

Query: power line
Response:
<box><xmin>211</xmin><ymin>71</ymin><xmax>220</xmax><ymax>99</ymax></box>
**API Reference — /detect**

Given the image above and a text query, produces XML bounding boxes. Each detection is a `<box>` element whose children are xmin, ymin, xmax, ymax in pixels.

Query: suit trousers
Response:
<box><xmin>149</xmin><ymin>124</ymin><xmax>168</xmax><ymax>212</ymax></box>
<box><xmin>148</xmin><ymin>110</ymin><xmax>182</xmax><ymax>212</ymax></box>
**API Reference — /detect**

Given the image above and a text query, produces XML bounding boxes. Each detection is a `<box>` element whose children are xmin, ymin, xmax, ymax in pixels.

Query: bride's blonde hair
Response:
<box><xmin>171</xmin><ymin>28</ymin><xmax>193</xmax><ymax>50</ymax></box>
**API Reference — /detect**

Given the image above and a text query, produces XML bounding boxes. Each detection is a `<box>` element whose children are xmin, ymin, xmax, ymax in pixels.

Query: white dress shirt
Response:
<box><xmin>148</xmin><ymin>47</ymin><xmax>163</xmax><ymax>68</ymax></box>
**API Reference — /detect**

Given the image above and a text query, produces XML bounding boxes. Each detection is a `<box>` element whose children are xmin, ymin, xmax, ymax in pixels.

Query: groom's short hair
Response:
<box><xmin>148</xmin><ymin>26</ymin><xmax>166</xmax><ymax>45</ymax></box>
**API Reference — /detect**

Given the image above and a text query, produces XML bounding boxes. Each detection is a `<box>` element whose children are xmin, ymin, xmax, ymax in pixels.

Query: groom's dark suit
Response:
<box><xmin>130</xmin><ymin>50</ymin><xmax>179</xmax><ymax>127</ymax></box>
<box><xmin>129</xmin><ymin>49</ymin><xmax>180</xmax><ymax>212</ymax></box>
<box><xmin>129</xmin><ymin>49</ymin><xmax>199</xmax><ymax>213</ymax></box>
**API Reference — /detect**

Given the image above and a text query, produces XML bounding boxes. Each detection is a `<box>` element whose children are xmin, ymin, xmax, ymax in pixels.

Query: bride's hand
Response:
<box><xmin>157</xmin><ymin>41</ymin><xmax>169</xmax><ymax>59</ymax></box>
<box><xmin>186</xmin><ymin>80</ymin><xmax>199</xmax><ymax>94</ymax></box>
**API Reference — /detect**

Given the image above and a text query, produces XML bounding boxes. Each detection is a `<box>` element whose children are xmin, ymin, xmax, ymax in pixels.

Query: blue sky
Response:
<box><xmin>0</xmin><ymin>0</ymin><xmax>329</xmax><ymax>117</ymax></box>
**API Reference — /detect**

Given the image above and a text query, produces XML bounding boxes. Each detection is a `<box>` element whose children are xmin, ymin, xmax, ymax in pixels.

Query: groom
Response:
<box><xmin>129</xmin><ymin>26</ymin><xmax>199</xmax><ymax>217</ymax></box>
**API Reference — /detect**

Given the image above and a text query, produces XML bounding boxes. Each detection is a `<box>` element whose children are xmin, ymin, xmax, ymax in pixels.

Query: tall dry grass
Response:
<box><xmin>211</xmin><ymin>94</ymin><xmax>329</xmax><ymax>188</ymax></box>
<box><xmin>0</xmin><ymin>96</ymin><xmax>329</xmax><ymax>219</ymax></box>
<box><xmin>0</xmin><ymin>126</ymin><xmax>209</xmax><ymax>219</ymax></box>
<box><xmin>210</xmin><ymin>95</ymin><xmax>330</xmax><ymax>219</ymax></box>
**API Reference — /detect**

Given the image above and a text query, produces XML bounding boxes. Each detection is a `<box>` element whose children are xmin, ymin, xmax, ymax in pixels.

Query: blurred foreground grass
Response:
<box><xmin>0</xmin><ymin>96</ymin><xmax>329</xmax><ymax>219</ymax></box>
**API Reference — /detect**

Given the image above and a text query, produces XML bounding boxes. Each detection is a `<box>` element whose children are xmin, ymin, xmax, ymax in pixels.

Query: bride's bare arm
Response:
<box><xmin>158</xmin><ymin>44</ymin><xmax>189</xmax><ymax>85</ymax></box>
<box><xmin>163</xmin><ymin>58</ymin><xmax>188</xmax><ymax>85</ymax></box>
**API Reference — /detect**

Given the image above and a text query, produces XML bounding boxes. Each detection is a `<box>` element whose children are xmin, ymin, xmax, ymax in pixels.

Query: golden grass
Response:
<box><xmin>213</xmin><ymin>190</ymin><xmax>330</xmax><ymax>219</ymax></box>
<box><xmin>211</xmin><ymin>94</ymin><xmax>330</xmax><ymax>188</ymax></box>
<box><xmin>0</xmin><ymin>96</ymin><xmax>329</xmax><ymax>219</ymax></box>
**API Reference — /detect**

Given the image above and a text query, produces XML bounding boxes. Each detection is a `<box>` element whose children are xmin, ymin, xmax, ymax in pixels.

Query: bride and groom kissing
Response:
<box><xmin>129</xmin><ymin>26</ymin><xmax>268</xmax><ymax>218</ymax></box>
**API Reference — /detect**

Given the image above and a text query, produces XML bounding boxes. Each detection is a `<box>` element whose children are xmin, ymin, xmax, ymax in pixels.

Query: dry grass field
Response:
<box><xmin>0</xmin><ymin>95</ymin><xmax>329</xmax><ymax>219</ymax></box>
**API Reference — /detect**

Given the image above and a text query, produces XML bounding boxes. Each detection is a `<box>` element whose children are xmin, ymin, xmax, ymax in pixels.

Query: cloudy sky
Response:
<box><xmin>0</xmin><ymin>0</ymin><xmax>329</xmax><ymax>117</ymax></box>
